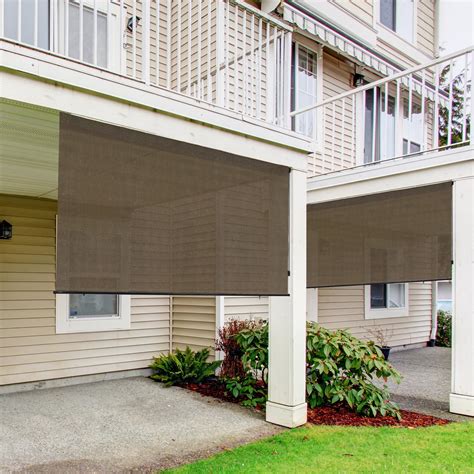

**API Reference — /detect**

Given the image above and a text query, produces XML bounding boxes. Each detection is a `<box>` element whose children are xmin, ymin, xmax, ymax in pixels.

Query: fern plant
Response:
<box><xmin>150</xmin><ymin>347</ymin><xmax>221</xmax><ymax>386</ymax></box>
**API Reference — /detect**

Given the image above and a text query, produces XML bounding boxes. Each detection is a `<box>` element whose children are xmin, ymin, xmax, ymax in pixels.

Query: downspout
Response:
<box><xmin>429</xmin><ymin>281</ymin><xmax>438</xmax><ymax>346</ymax></box>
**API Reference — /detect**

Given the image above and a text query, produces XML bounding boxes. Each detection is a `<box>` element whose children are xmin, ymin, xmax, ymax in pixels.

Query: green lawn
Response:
<box><xmin>166</xmin><ymin>423</ymin><xmax>473</xmax><ymax>473</ymax></box>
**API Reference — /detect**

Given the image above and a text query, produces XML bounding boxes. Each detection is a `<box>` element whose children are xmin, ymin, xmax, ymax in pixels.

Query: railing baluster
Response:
<box><xmin>17</xmin><ymin>0</ymin><xmax>21</xmax><ymax>43</ymax></box>
<box><xmin>234</xmin><ymin>4</ymin><xmax>240</xmax><ymax>112</ymax></box>
<box><xmin>79</xmin><ymin>0</ymin><xmax>83</xmax><ymax>62</ymax></box>
<box><xmin>265</xmin><ymin>21</ymin><xmax>270</xmax><ymax>122</ymax></box>
<box><xmin>176</xmin><ymin>0</ymin><xmax>182</xmax><ymax>91</ymax></box>
<box><xmin>272</xmin><ymin>26</ymin><xmax>277</xmax><ymax>124</ymax></box>
<box><xmin>242</xmin><ymin>9</ymin><xmax>247</xmax><ymax>115</ymax></box>
<box><xmin>132</xmin><ymin>0</ymin><xmax>137</xmax><ymax>78</ymax></box>
<box><xmin>256</xmin><ymin>18</ymin><xmax>262</xmax><ymax>120</ymax></box>
<box><xmin>371</xmin><ymin>86</ymin><xmax>377</xmax><ymax>163</ymax></box>
<box><xmin>34</xmin><ymin>0</ymin><xmax>38</xmax><ymax>47</ymax></box>
<box><xmin>351</xmin><ymin>94</ymin><xmax>356</xmax><ymax>167</ymax></box>
<box><xmin>156</xmin><ymin>0</ymin><xmax>160</xmax><ymax>87</ymax></box>
<box><xmin>420</xmin><ymin>70</ymin><xmax>426</xmax><ymax>150</ymax></box>
<box><xmin>433</xmin><ymin>66</ymin><xmax>440</xmax><ymax>149</ymax></box>
<box><xmin>93</xmin><ymin>0</ymin><xmax>97</xmax><ymax>65</ymax></box>
<box><xmin>119</xmin><ymin>0</ymin><xmax>124</xmax><ymax>73</ymax></box>
<box><xmin>250</xmin><ymin>14</ymin><xmax>255</xmax><ymax>117</ymax></box>
<box><xmin>384</xmin><ymin>82</ymin><xmax>389</xmax><ymax>160</ymax></box>
<box><xmin>197</xmin><ymin>0</ymin><xmax>202</xmax><ymax>100</ymax></box>
<box><xmin>207</xmin><ymin>1</ymin><xmax>212</xmax><ymax>102</ymax></box>
<box><xmin>143</xmin><ymin>0</ymin><xmax>150</xmax><ymax>83</ymax></box>
<box><xmin>341</xmin><ymin>98</ymin><xmax>346</xmax><ymax>168</ymax></box>
<box><xmin>187</xmin><ymin>0</ymin><xmax>192</xmax><ymax>96</ymax></box>
<box><xmin>447</xmin><ymin>59</ymin><xmax>454</xmax><ymax>146</ymax></box>
<box><xmin>224</xmin><ymin>0</ymin><xmax>229</xmax><ymax>108</ymax></box>
<box><xmin>65</xmin><ymin>0</ymin><xmax>69</xmax><ymax>56</ymax></box>
<box><xmin>167</xmin><ymin>0</ymin><xmax>171</xmax><ymax>90</ymax></box>
<box><xmin>407</xmin><ymin>73</ymin><xmax>413</xmax><ymax>154</ymax></box>
<box><xmin>462</xmin><ymin>53</ymin><xmax>468</xmax><ymax>142</ymax></box>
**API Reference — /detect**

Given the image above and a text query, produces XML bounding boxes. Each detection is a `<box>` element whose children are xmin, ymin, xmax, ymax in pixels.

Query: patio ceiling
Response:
<box><xmin>0</xmin><ymin>99</ymin><xmax>58</xmax><ymax>199</ymax></box>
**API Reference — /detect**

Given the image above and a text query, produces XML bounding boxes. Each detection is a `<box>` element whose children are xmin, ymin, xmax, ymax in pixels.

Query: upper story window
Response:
<box><xmin>291</xmin><ymin>43</ymin><xmax>319</xmax><ymax>139</ymax></box>
<box><xmin>3</xmin><ymin>0</ymin><xmax>50</xmax><ymax>50</ymax></box>
<box><xmin>379</xmin><ymin>0</ymin><xmax>415</xmax><ymax>43</ymax></box>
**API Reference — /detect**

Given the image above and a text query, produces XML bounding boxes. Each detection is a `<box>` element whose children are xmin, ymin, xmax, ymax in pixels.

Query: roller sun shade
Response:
<box><xmin>307</xmin><ymin>183</ymin><xmax>452</xmax><ymax>288</ymax></box>
<box><xmin>56</xmin><ymin>114</ymin><xmax>289</xmax><ymax>296</ymax></box>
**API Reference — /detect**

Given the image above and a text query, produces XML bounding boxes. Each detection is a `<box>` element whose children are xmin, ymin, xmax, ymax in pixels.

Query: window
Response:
<box><xmin>68</xmin><ymin>1</ymin><xmax>108</xmax><ymax>68</ymax></box>
<box><xmin>379</xmin><ymin>0</ymin><xmax>415</xmax><ymax>43</ymax></box>
<box><xmin>2</xmin><ymin>0</ymin><xmax>50</xmax><ymax>50</ymax></box>
<box><xmin>402</xmin><ymin>99</ymin><xmax>423</xmax><ymax>155</ymax></box>
<box><xmin>291</xmin><ymin>43</ymin><xmax>319</xmax><ymax>139</ymax></box>
<box><xmin>364</xmin><ymin>88</ymin><xmax>396</xmax><ymax>163</ymax></box>
<box><xmin>56</xmin><ymin>293</ymin><xmax>131</xmax><ymax>333</ymax></box>
<box><xmin>365</xmin><ymin>283</ymin><xmax>409</xmax><ymax>319</ymax></box>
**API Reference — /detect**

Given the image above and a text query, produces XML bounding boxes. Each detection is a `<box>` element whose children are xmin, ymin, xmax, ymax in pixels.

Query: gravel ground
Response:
<box><xmin>384</xmin><ymin>347</ymin><xmax>471</xmax><ymax>422</ymax></box>
<box><xmin>0</xmin><ymin>377</ymin><xmax>281</xmax><ymax>473</ymax></box>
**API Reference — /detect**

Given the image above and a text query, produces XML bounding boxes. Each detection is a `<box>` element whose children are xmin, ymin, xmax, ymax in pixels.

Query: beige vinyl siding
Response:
<box><xmin>171</xmin><ymin>296</ymin><xmax>216</xmax><ymax>356</ymax></box>
<box><xmin>333</xmin><ymin>0</ymin><xmax>374</xmax><ymax>27</ymax></box>
<box><xmin>0</xmin><ymin>195</ymin><xmax>170</xmax><ymax>386</ymax></box>
<box><xmin>317</xmin><ymin>282</ymin><xmax>432</xmax><ymax>347</ymax></box>
<box><xmin>224</xmin><ymin>296</ymin><xmax>268</xmax><ymax>322</ymax></box>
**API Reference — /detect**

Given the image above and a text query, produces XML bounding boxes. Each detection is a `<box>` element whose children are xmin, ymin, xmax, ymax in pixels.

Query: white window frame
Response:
<box><xmin>376</xmin><ymin>0</ymin><xmax>417</xmax><ymax>45</ymax></box>
<box><xmin>291</xmin><ymin>42</ymin><xmax>322</xmax><ymax>142</ymax></box>
<box><xmin>57</xmin><ymin>0</ymin><xmax>122</xmax><ymax>72</ymax></box>
<box><xmin>56</xmin><ymin>294</ymin><xmax>131</xmax><ymax>333</ymax></box>
<box><xmin>364</xmin><ymin>283</ymin><xmax>409</xmax><ymax>319</ymax></box>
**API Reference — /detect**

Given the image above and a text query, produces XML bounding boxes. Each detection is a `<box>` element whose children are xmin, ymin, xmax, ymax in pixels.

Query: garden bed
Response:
<box><xmin>181</xmin><ymin>380</ymin><xmax>449</xmax><ymax>428</ymax></box>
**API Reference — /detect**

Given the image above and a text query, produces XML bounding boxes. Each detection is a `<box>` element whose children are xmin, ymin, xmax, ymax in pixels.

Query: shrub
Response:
<box><xmin>150</xmin><ymin>347</ymin><xmax>221</xmax><ymax>386</ymax></box>
<box><xmin>216</xmin><ymin>320</ymin><xmax>260</xmax><ymax>379</ymax></box>
<box><xmin>306</xmin><ymin>323</ymin><xmax>401</xmax><ymax>418</ymax></box>
<box><xmin>436</xmin><ymin>310</ymin><xmax>452</xmax><ymax>347</ymax></box>
<box><xmin>224</xmin><ymin>375</ymin><xmax>267</xmax><ymax>408</ymax></box>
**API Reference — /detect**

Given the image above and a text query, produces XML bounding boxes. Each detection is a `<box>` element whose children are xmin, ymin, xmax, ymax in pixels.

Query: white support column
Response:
<box><xmin>450</xmin><ymin>176</ymin><xmax>474</xmax><ymax>417</ymax></box>
<box><xmin>266</xmin><ymin>169</ymin><xmax>307</xmax><ymax>428</ymax></box>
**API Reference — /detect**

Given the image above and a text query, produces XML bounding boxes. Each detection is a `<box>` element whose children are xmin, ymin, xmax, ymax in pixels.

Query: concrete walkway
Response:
<box><xmin>0</xmin><ymin>377</ymin><xmax>281</xmax><ymax>473</ymax></box>
<box><xmin>385</xmin><ymin>347</ymin><xmax>470</xmax><ymax>421</ymax></box>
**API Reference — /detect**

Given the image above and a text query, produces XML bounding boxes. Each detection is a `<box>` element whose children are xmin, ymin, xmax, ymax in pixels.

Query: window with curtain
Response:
<box><xmin>380</xmin><ymin>0</ymin><xmax>415</xmax><ymax>43</ymax></box>
<box><xmin>366</xmin><ymin>283</ymin><xmax>409</xmax><ymax>319</ymax></box>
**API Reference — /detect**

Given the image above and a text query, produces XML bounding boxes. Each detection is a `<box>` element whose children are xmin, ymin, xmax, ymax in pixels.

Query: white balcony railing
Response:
<box><xmin>0</xmin><ymin>0</ymin><xmax>291</xmax><ymax>126</ymax></box>
<box><xmin>292</xmin><ymin>46</ymin><xmax>473</xmax><ymax>175</ymax></box>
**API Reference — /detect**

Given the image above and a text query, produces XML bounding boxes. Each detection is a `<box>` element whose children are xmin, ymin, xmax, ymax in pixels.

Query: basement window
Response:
<box><xmin>365</xmin><ymin>283</ymin><xmax>409</xmax><ymax>319</ymax></box>
<box><xmin>56</xmin><ymin>293</ymin><xmax>131</xmax><ymax>333</ymax></box>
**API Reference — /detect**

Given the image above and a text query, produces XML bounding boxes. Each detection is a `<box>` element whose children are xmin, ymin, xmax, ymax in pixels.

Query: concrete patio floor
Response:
<box><xmin>0</xmin><ymin>377</ymin><xmax>281</xmax><ymax>473</ymax></box>
<box><xmin>385</xmin><ymin>346</ymin><xmax>470</xmax><ymax>422</ymax></box>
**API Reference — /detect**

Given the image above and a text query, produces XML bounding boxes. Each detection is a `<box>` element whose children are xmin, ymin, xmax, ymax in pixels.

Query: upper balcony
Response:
<box><xmin>0</xmin><ymin>0</ymin><xmax>471</xmax><ymax>177</ymax></box>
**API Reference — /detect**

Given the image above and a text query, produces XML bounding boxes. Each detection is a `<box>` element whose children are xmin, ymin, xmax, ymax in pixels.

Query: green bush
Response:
<box><xmin>220</xmin><ymin>321</ymin><xmax>402</xmax><ymax>418</ymax></box>
<box><xmin>436</xmin><ymin>310</ymin><xmax>452</xmax><ymax>347</ymax></box>
<box><xmin>150</xmin><ymin>347</ymin><xmax>221</xmax><ymax>386</ymax></box>
<box><xmin>306</xmin><ymin>323</ymin><xmax>401</xmax><ymax>418</ymax></box>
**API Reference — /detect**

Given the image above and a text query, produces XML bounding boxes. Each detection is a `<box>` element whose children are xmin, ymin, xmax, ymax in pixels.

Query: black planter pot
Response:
<box><xmin>380</xmin><ymin>346</ymin><xmax>391</xmax><ymax>360</ymax></box>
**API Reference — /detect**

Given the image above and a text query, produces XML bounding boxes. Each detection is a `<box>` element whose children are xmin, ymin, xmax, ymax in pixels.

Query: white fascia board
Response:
<box><xmin>307</xmin><ymin>146</ymin><xmax>474</xmax><ymax>204</ymax></box>
<box><xmin>0</xmin><ymin>42</ymin><xmax>311</xmax><ymax>170</ymax></box>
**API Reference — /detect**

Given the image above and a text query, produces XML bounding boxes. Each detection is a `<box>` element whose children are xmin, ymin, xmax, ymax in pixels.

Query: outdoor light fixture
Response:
<box><xmin>0</xmin><ymin>220</ymin><xmax>12</xmax><ymax>240</ymax></box>
<box><xmin>126</xmin><ymin>16</ymin><xmax>141</xmax><ymax>33</ymax></box>
<box><xmin>353</xmin><ymin>72</ymin><xmax>365</xmax><ymax>87</ymax></box>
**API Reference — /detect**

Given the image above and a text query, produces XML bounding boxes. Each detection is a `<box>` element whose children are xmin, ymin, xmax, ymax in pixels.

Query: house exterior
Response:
<box><xmin>0</xmin><ymin>0</ymin><xmax>472</xmax><ymax>424</ymax></box>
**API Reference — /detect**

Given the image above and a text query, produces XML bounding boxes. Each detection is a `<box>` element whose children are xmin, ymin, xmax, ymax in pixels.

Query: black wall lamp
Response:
<box><xmin>127</xmin><ymin>15</ymin><xmax>141</xmax><ymax>33</ymax></box>
<box><xmin>0</xmin><ymin>220</ymin><xmax>12</xmax><ymax>240</ymax></box>
<box><xmin>353</xmin><ymin>72</ymin><xmax>365</xmax><ymax>87</ymax></box>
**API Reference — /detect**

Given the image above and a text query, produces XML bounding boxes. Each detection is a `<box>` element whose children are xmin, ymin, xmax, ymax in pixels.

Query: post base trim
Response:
<box><xmin>266</xmin><ymin>401</ymin><xmax>307</xmax><ymax>428</ymax></box>
<box><xmin>450</xmin><ymin>393</ymin><xmax>474</xmax><ymax>417</ymax></box>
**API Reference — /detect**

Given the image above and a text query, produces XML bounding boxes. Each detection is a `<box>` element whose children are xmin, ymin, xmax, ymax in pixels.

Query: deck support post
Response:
<box><xmin>266</xmin><ymin>169</ymin><xmax>307</xmax><ymax>428</ymax></box>
<box><xmin>450</xmin><ymin>176</ymin><xmax>474</xmax><ymax>417</ymax></box>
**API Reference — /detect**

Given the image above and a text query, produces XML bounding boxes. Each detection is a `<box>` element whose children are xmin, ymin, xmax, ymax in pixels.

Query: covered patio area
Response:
<box><xmin>0</xmin><ymin>377</ymin><xmax>281</xmax><ymax>473</ymax></box>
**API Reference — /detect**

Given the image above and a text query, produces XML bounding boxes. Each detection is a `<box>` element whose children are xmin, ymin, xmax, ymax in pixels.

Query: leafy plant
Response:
<box><xmin>150</xmin><ymin>347</ymin><xmax>221</xmax><ymax>386</ymax></box>
<box><xmin>216</xmin><ymin>320</ymin><xmax>259</xmax><ymax>379</ymax></box>
<box><xmin>225</xmin><ymin>375</ymin><xmax>267</xmax><ymax>408</ymax></box>
<box><xmin>436</xmin><ymin>310</ymin><xmax>452</xmax><ymax>348</ymax></box>
<box><xmin>306</xmin><ymin>323</ymin><xmax>401</xmax><ymax>419</ymax></box>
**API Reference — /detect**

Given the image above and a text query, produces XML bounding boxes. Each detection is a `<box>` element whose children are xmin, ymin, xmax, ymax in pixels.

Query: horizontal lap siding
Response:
<box><xmin>224</xmin><ymin>296</ymin><xmax>268</xmax><ymax>321</ymax></box>
<box><xmin>333</xmin><ymin>0</ymin><xmax>373</xmax><ymax>26</ymax></box>
<box><xmin>172</xmin><ymin>296</ymin><xmax>216</xmax><ymax>357</ymax></box>
<box><xmin>0</xmin><ymin>195</ymin><xmax>170</xmax><ymax>385</ymax></box>
<box><xmin>317</xmin><ymin>283</ymin><xmax>432</xmax><ymax>347</ymax></box>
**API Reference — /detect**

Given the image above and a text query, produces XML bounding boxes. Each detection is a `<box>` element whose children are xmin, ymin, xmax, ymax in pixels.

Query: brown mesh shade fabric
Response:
<box><xmin>56</xmin><ymin>114</ymin><xmax>289</xmax><ymax>295</ymax></box>
<box><xmin>307</xmin><ymin>183</ymin><xmax>452</xmax><ymax>288</ymax></box>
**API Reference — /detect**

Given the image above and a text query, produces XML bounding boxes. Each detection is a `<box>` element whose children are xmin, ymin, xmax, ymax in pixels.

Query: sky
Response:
<box><xmin>438</xmin><ymin>0</ymin><xmax>474</xmax><ymax>54</ymax></box>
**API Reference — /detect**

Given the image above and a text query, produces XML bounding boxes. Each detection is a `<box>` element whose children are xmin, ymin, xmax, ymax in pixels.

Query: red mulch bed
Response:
<box><xmin>307</xmin><ymin>405</ymin><xmax>449</xmax><ymax>428</ymax></box>
<box><xmin>179</xmin><ymin>379</ymin><xmax>449</xmax><ymax>428</ymax></box>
